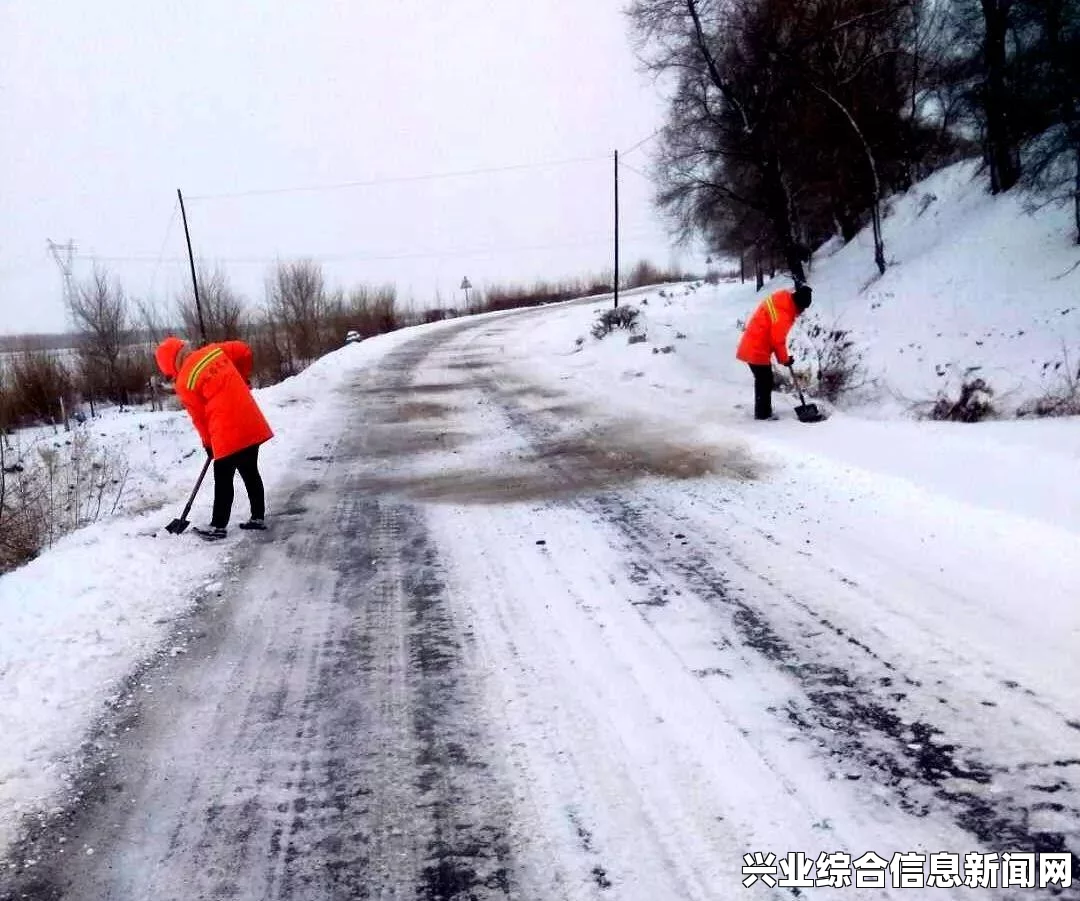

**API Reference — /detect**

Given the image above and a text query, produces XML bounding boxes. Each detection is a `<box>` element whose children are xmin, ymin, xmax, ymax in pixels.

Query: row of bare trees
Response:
<box><xmin>3</xmin><ymin>253</ymin><xmax>695</xmax><ymax>429</ymax></box>
<box><xmin>628</xmin><ymin>0</ymin><xmax>1080</xmax><ymax>284</ymax></box>
<box><xmin>0</xmin><ymin>261</ymin><xmax>404</xmax><ymax>428</ymax></box>
<box><xmin>460</xmin><ymin>260</ymin><xmax>692</xmax><ymax>315</ymax></box>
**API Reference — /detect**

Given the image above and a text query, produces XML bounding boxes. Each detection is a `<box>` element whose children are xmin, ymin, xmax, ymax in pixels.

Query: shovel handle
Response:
<box><xmin>787</xmin><ymin>363</ymin><xmax>809</xmax><ymax>406</ymax></box>
<box><xmin>180</xmin><ymin>455</ymin><xmax>212</xmax><ymax>520</ymax></box>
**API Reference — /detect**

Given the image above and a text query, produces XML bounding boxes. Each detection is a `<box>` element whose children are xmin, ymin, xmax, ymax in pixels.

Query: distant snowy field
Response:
<box><xmin>1</xmin><ymin>157</ymin><xmax>1079</xmax><ymax>855</ymax></box>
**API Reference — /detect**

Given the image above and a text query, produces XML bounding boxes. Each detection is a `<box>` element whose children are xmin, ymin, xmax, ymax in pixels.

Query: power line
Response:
<box><xmin>147</xmin><ymin>199</ymin><xmax>179</xmax><ymax>300</ymax></box>
<box><xmin>618</xmin><ymin>159</ymin><xmax>657</xmax><ymax>184</ymax></box>
<box><xmin>186</xmin><ymin>153</ymin><xmax>612</xmax><ymax>201</ymax></box>
<box><xmin>619</xmin><ymin>128</ymin><xmax>662</xmax><ymax>158</ymax></box>
<box><xmin>74</xmin><ymin>228</ymin><xmax>664</xmax><ymax>267</ymax></box>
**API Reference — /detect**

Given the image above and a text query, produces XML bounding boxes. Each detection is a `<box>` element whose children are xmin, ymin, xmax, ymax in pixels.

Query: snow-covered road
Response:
<box><xmin>3</xmin><ymin>303</ymin><xmax>1077</xmax><ymax>899</ymax></box>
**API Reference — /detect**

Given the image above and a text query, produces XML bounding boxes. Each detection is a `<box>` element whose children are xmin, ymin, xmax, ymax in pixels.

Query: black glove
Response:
<box><xmin>783</xmin><ymin>356</ymin><xmax>795</xmax><ymax>367</ymax></box>
<box><xmin>204</xmin><ymin>445</ymin><xmax>213</xmax><ymax>458</ymax></box>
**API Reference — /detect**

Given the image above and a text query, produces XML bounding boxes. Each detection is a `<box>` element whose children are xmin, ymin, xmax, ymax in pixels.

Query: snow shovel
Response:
<box><xmin>788</xmin><ymin>364</ymin><xmax>826</xmax><ymax>423</ymax></box>
<box><xmin>166</xmin><ymin>456</ymin><xmax>212</xmax><ymax>534</ymax></box>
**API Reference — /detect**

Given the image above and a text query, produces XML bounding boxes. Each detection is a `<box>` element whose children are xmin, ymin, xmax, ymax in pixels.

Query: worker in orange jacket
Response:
<box><xmin>735</xmin><ymin>283</ymin><xmax>812</xmax><ymax>419</ymax></box>
<box><xmin>155</xmin><ymin>336</ymin><xmax>274</xmax><ymax>541</ymax></box>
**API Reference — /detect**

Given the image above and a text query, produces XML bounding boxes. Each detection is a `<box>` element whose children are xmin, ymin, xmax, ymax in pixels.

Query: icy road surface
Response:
<box><xmin>4</xmin><ymin>306</ymin><xmax>1078</xmax><ymax>900</ymax></box>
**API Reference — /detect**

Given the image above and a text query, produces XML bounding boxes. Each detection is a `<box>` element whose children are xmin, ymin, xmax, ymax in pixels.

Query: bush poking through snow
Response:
<box><xmin>1017</xmin><ymin>351</ymin><xmax>1080</xmax><ymax>418</ymax></box>
<box><xmin>798</xmin><ymin>320</ymin><xmax>867</xmax><ymax>402</ymax></box>
<box><xmin>592</xmin><ymin>305</ymin><xmax>641</xmax><ymax>340</ymax></box>
<box><xmin>927</xmin><ymin>377</ymin><xmax>997</xmax><ymax>422</ymax></box>
<box><xmin>1017</xmin><ymin>392</ymin><xmax>1080</xmax><ymax>418</ymax></box>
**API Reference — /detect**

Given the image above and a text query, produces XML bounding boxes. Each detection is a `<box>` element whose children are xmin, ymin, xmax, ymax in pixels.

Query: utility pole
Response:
<box><xmin>613</xmin><ymin>150</ymin><xmax>620</xmax><ymax>309</ymax></box>
<box><xmin>460</xmin><ymin>276</ymin><xmax>472</xmax><ymax>309</ymax></box>
<box><xmin>177</xmin><ymin>189</ymin><xmax>207</xmax><ymax>343</ymax></box>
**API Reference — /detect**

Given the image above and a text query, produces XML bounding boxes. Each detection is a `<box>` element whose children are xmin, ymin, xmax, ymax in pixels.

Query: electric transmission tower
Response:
<box><xmin>47</xmin><ymin>238</ymin><xmax>77</xmax><ymax>306</ymax></box>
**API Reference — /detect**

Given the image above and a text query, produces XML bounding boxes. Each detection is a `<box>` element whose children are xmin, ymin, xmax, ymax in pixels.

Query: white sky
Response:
<box><xmin>0</xmin><ymin>0</ymin><xmax>691</xmax><ymax>335</ymax></box>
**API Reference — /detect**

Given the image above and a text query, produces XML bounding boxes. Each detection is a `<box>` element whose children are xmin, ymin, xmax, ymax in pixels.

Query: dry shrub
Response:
<box><xmin>245</xmin><ymin>318</ymin><xmax>297</xmax><ymax>386</ymax></box>
<box><xmin>925</xmin><ymin>376</ymin><xmax>997</xmax><ymax>422</ymax></box>
<box><xmin>1017</xmin><ymin>350</ymin><xmax>1080</xmax><ymax>418</ymax></box>
<box><xmin>475</xmin><ymin>272</ymin><xmax>616</xmax><ymax>314</ymax></box>
<box><xmin>623</xmin><ymin>259</ymin><xmax>695</xmax><ymax>289</ymax></box>
<box><xmin>1018</xmin><ymin>391</ymin><xmax>1080</xmax><ymax>418</ymax></box>
<box><xmin>797</xmin><ymin>319</ymin><xmax>867</xmax><ymax>402</ymax></box>
<box><xmin>0</xmin><ymin>429</ymin><xmax>129</xmax><ymax>572</ymax></box>
<box><xmin>76</xmin><ymin>346</ymin><xmax>157</xmax><ymax>409</ymax></box>
<box><xmin>7</xmin><ymin>349</ymin><xmax>76</xmax><ymax>426</ymax></box>
<box><xmin>333</xmin><ymin>285</ymin><xmax>400</xmax><ymax>344</ymax></box>
<box><xmin>592</xmin><ymin>305</ymin><xmax>641</xmax><ymax>339</ymax></box>
<box><xmin>479</xmin><ymin>279</ymin><xmax>596</xmax><ymax>312</ymax></box>
<box><xmin>421</xmin><ymin>307</ymin><xmax>460</xmax><ymax>324</ymax></box>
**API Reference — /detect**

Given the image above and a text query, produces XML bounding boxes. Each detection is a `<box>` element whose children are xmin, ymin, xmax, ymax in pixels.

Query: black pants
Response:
<box><xmin>749</xmin><ymin>364</ymin><xmax>774</xmax><ymax>419</ymax></box>
<box><xmin>211</xmin><ymin>445</ymin><xmax>265</xmax><ymax>528</ymax></box>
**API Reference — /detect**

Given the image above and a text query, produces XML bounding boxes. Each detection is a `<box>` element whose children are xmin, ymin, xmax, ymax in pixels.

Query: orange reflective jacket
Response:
<box><xmin>175</xmin><ymin>341</ymin><xmax>274</xmax><ymax>460</ymax></box>
<box><xmin>736</xmin><ymin>289</ymin><xmax>799</xmax><ymax>365</ymax></box>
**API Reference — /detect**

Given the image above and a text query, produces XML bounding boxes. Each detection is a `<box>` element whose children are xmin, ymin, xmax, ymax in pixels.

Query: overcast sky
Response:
<box><xmin>0</xmin><ymin>0</ymin><xmax>694</xmax><ymax>336</ymax></box>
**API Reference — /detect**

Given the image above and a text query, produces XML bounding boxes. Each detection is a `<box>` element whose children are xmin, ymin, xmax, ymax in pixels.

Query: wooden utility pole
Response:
<box><xmin>177</xmin><ymin>189</ymin><xmax>208</xmax><ymax>343</ymax></box>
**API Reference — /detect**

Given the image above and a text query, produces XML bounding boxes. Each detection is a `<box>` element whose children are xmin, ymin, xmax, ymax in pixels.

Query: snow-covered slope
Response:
<box><xmin>800</xmin><ymin>159</ymin><xmax>1080</xmax><ymax>411</ymax></box>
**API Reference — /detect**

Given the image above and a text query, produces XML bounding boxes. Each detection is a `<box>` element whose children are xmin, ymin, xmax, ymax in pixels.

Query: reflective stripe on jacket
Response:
<box><xmin>175</xmin><ymin>341</ymin><xmax>273</xmax><ymax>459</ymax></box>
<box><xmin>736</xmin><ymin>289</ymin><xmax>798</xmax><ymax>365</ymax></box>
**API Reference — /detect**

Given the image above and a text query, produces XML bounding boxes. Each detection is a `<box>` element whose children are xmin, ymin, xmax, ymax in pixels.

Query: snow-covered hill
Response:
<box><xmin>794</xmin><ymin>159</ymin><xmax>1080</xmax><ymax>413</ymax></box>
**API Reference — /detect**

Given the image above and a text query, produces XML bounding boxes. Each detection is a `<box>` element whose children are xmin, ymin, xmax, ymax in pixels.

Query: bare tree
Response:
<box><xmin>630</xmin><ymin>0</ymin><xmax>814</xmax><ymax>282</ymax></box>
<box><xmin>1016</xmin><ymin>0</ymin><xmax>1080</xmax><ymax>240</ymax></box>
<box><xmin>134</xmin><ymin>294</ymin><xmax>171</xmax><ymax>345</ymax></box>
<box><xmin>785</xmin><ymin>0</ymin><xmax>914</xmax><ymax>275</ymax></box>
<box><xmin>630</xmin><ymin>0</ymin><xmax>921</xmax><ymax>279</ymax></box>
<box><xmin>67</xmin><ymin>268</ymin><xmax>128</xmax><ymax>404</ymax></box>
<box><xmin>177</xmin><ymin>265</ymin><xmax>245</xmax><ymax>343</ymax></box>
<box><xmin>899</xmin><ymin>0</ymin><xmax>972</xmax><ymax>185</ymax></box>
<box><xmin>265</xmin><ymin>259</ymin><xmax>327</xmax><ymax>366</ymax></box>
<box><xmin>980</xmin><ymin>0</ymin><xmax>1023</xmax><ymax>191</ymax></box>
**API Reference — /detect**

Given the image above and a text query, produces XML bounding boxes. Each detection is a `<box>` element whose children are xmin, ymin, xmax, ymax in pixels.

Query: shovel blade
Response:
<box><xmin>165</xmin><ymin>518</ymin><xmax>190</xmax><ymax>534</ymax></box>
<box><xmin>795</xmin><ymin>403</ymin><xmax>826</xmax><ymax>423</ymax></box>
